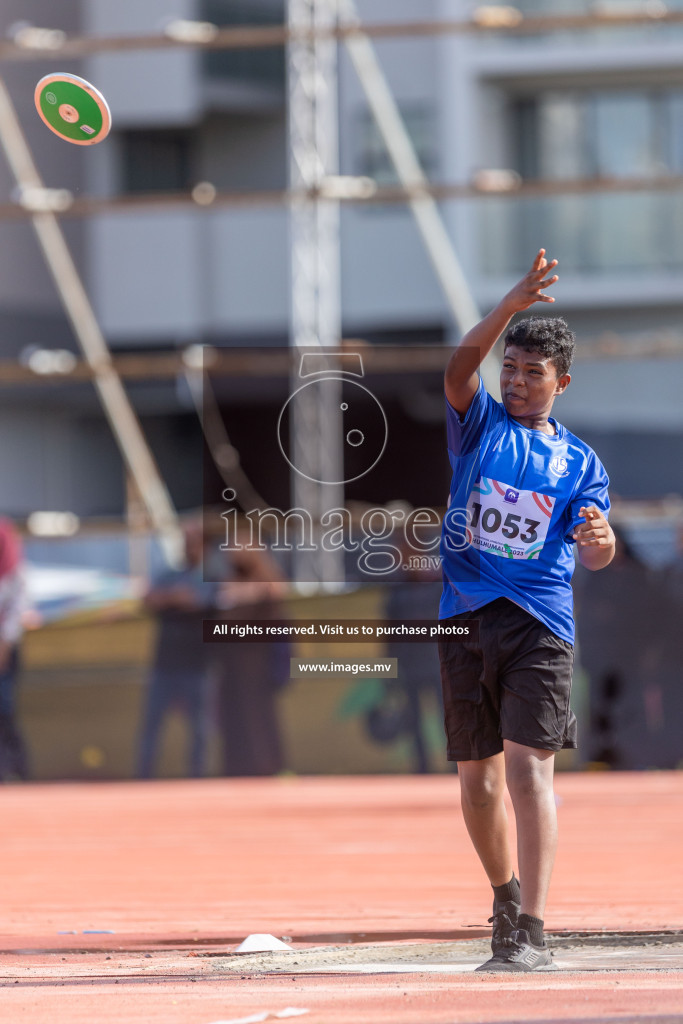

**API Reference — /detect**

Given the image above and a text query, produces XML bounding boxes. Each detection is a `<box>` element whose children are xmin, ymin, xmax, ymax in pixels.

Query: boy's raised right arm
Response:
<box><xmin>444</xmin><ymin>249</ymin><xmax>559</xmax><ymax>415</ymax></box>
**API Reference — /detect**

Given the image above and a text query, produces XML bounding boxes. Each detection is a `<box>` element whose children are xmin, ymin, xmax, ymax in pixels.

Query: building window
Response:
<box><xmin>199</xmin><ymin>0</ymin><xmax>285</xmax><ymax>90</ymax></box>
<box><xmin>356</xmin><ymin>104</ymin><xmax>436</xmax><ymax>185</ymax></box>
<box><xmin>666</xmin><ymin>93</ymin><xmax>683</xmax><ymax>172</ymax></box>
<box><xmin>483</xmin><ymin>86</ymin><xmax>683</xmax><ymax>273</ymax></box>
<box><xmin>511</xmin><ymin>88</ymin><xmax>675</xmax><ymax>181</ymax></box>
<box><xmin>120</xmin><ymin>130</ymin><xmax>193</xmax><ymax>194</ymax></box>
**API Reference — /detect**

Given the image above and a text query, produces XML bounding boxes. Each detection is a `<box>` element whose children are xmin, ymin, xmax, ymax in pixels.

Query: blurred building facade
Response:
<box><xmin>0</xmin><ymin>0</ymin><xmax>682</xmax><ymax>520</ymax></box>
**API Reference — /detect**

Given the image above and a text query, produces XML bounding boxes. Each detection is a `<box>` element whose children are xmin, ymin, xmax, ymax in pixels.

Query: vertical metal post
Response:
<box><xmin>287</xmin><ymin>0</ymin><xmax>345</xmax><ymax>588</ymax></box>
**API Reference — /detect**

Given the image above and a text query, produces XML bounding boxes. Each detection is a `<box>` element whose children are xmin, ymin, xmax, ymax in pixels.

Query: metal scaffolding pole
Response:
<box><xmin>0</xmin><ymin>77</ymin><xmax>182</xmax><ymax>563</ymax></box>
<box><xmin>288</xmin><ymin>0</ymin><xmax>345</xmax><ymax>588</ymax></box>
<box><xmin>1</xmin><ymin>9</ymin><xmax>681</xmax><ymax>61</ymax></box>
<box><xmin>338</xmin><ymin>0</ymin><xmax>500</xmax><ymax>395</ymax></box>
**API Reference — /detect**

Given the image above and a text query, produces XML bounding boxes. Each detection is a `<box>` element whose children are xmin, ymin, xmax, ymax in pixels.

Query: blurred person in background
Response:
<box><xmin>213</xmin><ymin>544</ymin><xmax>288</xmax><ymax>776</ymax></box>
<box><xmin>370</xmin><ymin>530</ymin><xmax>444</xmax><ymax>773</ymax></box>
<box><xmin>0</xmin><ymin>519</ymin><xmax>29</xmax><ymax>782</ymax></box>
<box><xmin>137</xmin><ymin>520</ymin><xmax>218</xmax><ymax>779</ymax></box>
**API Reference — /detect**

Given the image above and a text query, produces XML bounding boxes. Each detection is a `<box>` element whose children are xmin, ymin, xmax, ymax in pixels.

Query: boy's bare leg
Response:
<box><xmin>503</xmin><ymin>740</ymin><xmax>557</xmax><ymax>920</ymax></box>
<box><xmin>457</xmin><ymin>752</ymin><xmax>513</xmax><ymax>886</ymax></box>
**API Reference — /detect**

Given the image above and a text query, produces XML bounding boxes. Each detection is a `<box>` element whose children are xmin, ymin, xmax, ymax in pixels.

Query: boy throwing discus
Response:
<box><xmin>438</xmin><ymin>249</ymin><xmax>615</xmax><ymax>972</ymax></box>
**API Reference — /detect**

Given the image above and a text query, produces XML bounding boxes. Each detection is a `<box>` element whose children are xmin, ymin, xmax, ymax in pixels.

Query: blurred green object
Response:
<box><xmin>337</xmin><ymin>677</ymin><xmax>385</xmax><ymax>719</ymax></box>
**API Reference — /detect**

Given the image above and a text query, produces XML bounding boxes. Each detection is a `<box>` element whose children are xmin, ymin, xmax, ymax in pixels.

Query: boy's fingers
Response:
<box><xmin>538</xmin><ymin>273</ymin><xmax>559</xmax><ymax>289</ymax></box>
<box><xmin>535</xmin><ymin>259</ymin><xmax>558</xmax><ymax>275</ymax></box>
<box><xmin>573</xmin><ymin>529</ymin><xmax>605</xmax><ymax>544</ymax></box>
<box><xmin>531</xmin><ymin>248</ymin><xmax>546</xmax><ymax>271</ymax></box>
<box><xmin>574</xmin><ymin>520</ymin><xmax>610</xmax><ymax>541</ymax></box>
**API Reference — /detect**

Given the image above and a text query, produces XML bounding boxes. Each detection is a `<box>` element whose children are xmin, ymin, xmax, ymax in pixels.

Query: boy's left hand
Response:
<box><xmin>573</xmin><ymin>506</ymin><xmax>613</xmax><ymax>547</ymax></box>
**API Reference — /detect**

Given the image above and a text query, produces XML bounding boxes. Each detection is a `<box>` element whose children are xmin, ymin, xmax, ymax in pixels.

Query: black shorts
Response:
<box><xmin>438</xmin><ymin>597</ymin><xmax>577</xmax><ymax>762</ymax></box>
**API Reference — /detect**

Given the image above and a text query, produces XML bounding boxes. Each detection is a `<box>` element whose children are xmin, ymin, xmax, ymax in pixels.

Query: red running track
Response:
<box><xmin>0</xmin><ymin>772</ymin><xmax>681</xmax><ymax>1023</ymax></box>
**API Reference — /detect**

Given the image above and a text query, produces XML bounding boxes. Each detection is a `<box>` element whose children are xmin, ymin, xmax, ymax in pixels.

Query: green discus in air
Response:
<box><xmin>34</xmin><ymin>73</ymin><xmax>111</xmax><ymax>145</ymax></box>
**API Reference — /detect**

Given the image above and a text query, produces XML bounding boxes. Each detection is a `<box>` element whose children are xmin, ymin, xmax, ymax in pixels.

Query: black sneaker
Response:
<box><xmin>475</xmin><ymin>928</ymin><xmax>556</xmax><ymax>973</ymax></box>
<box><xmin>489</xmin><ymin>897</ymin><xmax>520</xmax><ymax>954</ymax></box>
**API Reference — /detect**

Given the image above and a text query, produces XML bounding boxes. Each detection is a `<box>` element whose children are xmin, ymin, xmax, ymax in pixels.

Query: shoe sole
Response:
<box><xmin>475</xmin><ymin>960</ymin><xmax>559</xmax><ymax>974</ymax></box>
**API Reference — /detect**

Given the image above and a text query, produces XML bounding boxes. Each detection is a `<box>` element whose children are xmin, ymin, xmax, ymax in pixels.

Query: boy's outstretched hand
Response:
<box><xmin>445</xmin><ymin>246</ymin><xmax>560</xmax><ymax>414</ymax></box>
<box><xmin>573</xmin><ymin>506</ymin><xmax>615</xmax><ymax>570</ymax></box>
<box><xmin>502</xmin><ymin>248</ymin><xmax>559</xmax><ymax>315</ymax></box>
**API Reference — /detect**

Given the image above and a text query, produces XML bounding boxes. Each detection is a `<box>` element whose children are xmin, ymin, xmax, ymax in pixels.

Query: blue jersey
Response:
<box><xmin>439</xmin><ymin>377</ymin><xmax>610</xmax><ymax>644</ymax></box>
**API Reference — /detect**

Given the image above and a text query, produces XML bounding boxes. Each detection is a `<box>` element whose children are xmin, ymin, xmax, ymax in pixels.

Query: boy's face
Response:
<box><xmin>500</xmin><ymin>345</ymin><xmax>570</xmax><ymax>421</ymax></box>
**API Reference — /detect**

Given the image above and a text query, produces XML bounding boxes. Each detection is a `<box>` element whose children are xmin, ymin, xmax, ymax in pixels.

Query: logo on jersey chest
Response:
<box><xmin>549</xmin><ymin>455</ymin><xmax>569</xmax><ymax>477</ymax></box>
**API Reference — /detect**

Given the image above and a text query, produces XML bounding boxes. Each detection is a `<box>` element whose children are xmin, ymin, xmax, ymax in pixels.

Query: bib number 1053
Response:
<box><xmin>465</xmin><ymin>477</ymin><xmax>555</xmax><ymax>560</ymax></box>
<box><xmin>469</xmin><ymin>502</ymin><xmax>540</xmax><ymax>544</ymax></box>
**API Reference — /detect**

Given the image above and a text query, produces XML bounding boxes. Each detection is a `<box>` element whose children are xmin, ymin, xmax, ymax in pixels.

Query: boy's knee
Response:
<box><xmin>505</xmin><ymin>751</ymin><xmax>553</xmax><ymax>801</ymax></box>
<box><xmin>459</xmin><ymin>765</ymin><xmax>505</xmax><ymax>810</ymax></box>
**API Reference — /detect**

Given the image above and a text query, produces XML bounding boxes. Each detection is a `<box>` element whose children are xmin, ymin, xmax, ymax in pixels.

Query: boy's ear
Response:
<box><xmin>554</xmin><ymin>372</ymin><xmax>571</xmax><ymax>396</ymax></box>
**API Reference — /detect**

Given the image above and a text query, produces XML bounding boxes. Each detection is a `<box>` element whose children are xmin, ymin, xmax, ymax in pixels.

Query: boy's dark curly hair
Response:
<box><xmin>504</xmin><ymin>317</ymin><xmax>575</xmax><ymax>378</ymax></box>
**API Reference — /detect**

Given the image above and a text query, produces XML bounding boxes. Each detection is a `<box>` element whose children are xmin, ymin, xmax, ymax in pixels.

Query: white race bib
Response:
<box><xmin>465</xmin><ymin>477</ymin><xmax>555</xmax><ymax>560</ymax></box>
